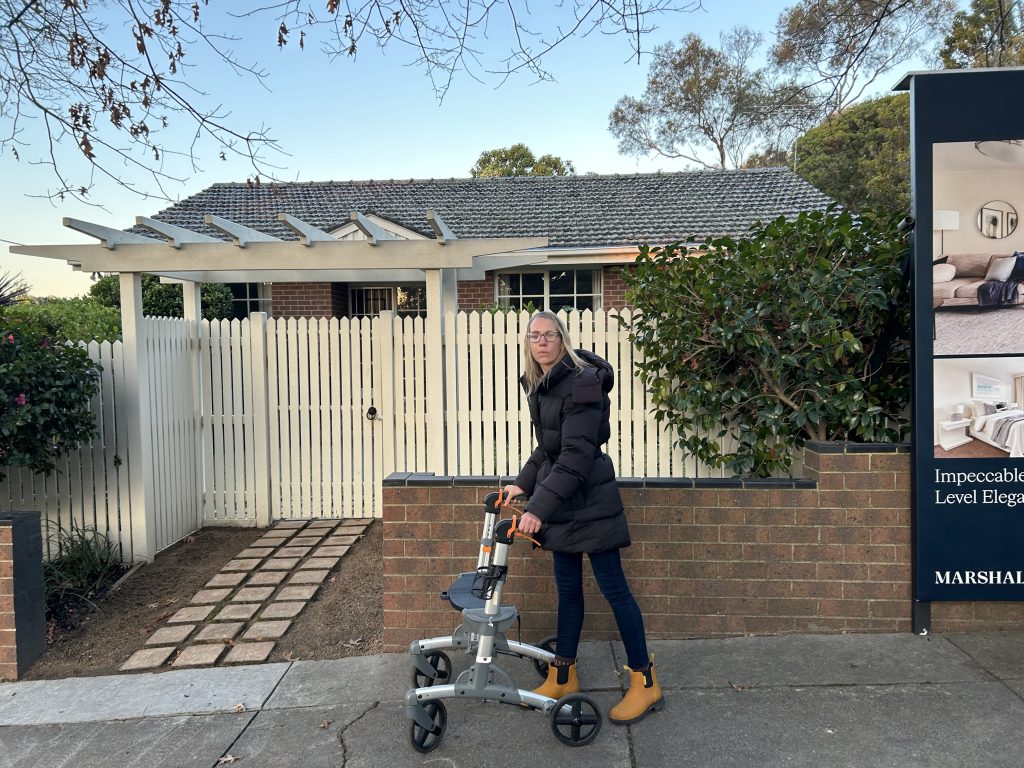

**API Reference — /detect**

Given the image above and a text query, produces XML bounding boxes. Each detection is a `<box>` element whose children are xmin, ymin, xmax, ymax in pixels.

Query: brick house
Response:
<box><xmin>142</xmin><ymin>167</ymin><xmax>832</xmax><ymax>319</ymax></box>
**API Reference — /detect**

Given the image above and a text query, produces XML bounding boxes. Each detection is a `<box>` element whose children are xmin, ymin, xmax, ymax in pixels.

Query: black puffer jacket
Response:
<box><xmin>513</xmin><ymin>349</ymin><xmax>630</xmax><ymax>554</ymax></box>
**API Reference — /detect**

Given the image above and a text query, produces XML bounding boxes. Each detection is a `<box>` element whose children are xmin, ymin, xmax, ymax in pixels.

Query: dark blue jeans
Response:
<box><xmin>551</xmin><ymin>548</ymin><xmax>649</xmax><ymax>671</ymax></box>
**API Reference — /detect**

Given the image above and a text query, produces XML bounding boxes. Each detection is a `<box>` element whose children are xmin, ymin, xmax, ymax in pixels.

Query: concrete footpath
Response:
<box><xmin>1</xmin><ymin>631</ymin><xmax>1023</xmax><ymax>767</ymax></box>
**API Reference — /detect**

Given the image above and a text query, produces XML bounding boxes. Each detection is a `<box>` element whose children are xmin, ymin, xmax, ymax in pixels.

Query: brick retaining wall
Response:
<box><xmin>0</xmin><ymin>512</ymin><xmax>45</xmax><ymax>682</ymax></box>
<box><xmin>0</xmin><ymin>522</ymin><xmax>14</xmax><ymax>681</ymax></box>
<box><xmin>382</xmin><ymin>443</ymin><xmax>1024</xmax><ymax>652</ymax></box>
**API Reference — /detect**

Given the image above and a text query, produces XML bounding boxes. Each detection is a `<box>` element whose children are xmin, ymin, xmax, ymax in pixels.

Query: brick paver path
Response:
<box><xmin>121</xmin><ymin>518</ymin><xmax>371</xmax><ymax>672</ymax></box>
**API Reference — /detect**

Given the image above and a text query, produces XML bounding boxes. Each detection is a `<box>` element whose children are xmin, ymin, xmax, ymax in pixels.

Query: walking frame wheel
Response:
<box><xmin>410</xmin><ymin>700</ymin><xmax>448</xmax><ymax>753</ymax></box>
<box><xmin>411</xmin><ymin>650</ymin><xmax>452</xmax><ymax>687</ymax></box>
<box><xmin>532</xmin><ymin>635</ymin><xmax>558</xmax><ymax>678</ymax></box>
<box><xmin>550</xmin><ymin>693</ymin><xmax>602</xmax><ymax>747</ymax></box>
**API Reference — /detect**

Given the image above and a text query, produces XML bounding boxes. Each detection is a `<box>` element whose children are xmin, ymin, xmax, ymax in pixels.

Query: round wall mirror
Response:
<box><xmin>977</xmin><ymin>200</ymin><xmax>1018</xmax><ymax>239</ymax></box>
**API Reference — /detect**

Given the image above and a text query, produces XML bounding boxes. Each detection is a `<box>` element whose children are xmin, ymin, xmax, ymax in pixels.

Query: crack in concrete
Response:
<box><xmin>336</xmin><ymin>701</ymin><xmax>380</xmax><ymax>768</ymax></box>
<box><xmin>944</xmin><ymin>634</ymin><xmax>1024</xmax><ymax>705</ymax></box>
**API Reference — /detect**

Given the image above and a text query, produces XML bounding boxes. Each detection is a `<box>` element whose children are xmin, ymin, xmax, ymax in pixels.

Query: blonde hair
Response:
<box><xmin>522</xmin><ymin>310</ymin><xmax>591</xmax><ymax>392</ymax></box>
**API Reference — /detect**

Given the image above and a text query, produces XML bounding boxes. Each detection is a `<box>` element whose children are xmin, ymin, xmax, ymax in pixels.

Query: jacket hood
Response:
<box><xmin>574</xmin><ymin>349</ymin><xmax>615</xmax><ymax>393</ymax></box>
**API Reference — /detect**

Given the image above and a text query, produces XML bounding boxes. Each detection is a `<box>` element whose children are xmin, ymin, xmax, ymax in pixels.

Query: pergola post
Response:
<box><xmin>181</xmin><ymin>281</ymin><xmax>202</xmax><ymax>325</ymax></box>
<box><xmin>424</xmin><ymin>269</ymin><xmax>446</xmax><ymax>475</ymax></box>
<box><xmin>440</xmin><ymin>268</ymin><xmax>458</xmax><ymax>315</ymax></box>
<box><xmin>118</xmin><ymin>272</ymin><xmax>157</xmax><ymax>563</ymax></box>
<box><xmin>181</xmin><ymin>281</ymin><xmax>205</xmax><ymax>531</ymax></box>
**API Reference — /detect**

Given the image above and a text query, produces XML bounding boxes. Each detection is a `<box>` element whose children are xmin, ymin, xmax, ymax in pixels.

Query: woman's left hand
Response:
<box><xmin>517</xmin><ymin>511</ymin><xmax>543</xmax><ymax>535</ymax></box>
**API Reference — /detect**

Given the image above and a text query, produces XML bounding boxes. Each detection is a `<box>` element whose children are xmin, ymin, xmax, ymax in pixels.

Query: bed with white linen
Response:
<box><xmin>970</xmin><ymin>408</ymin><xmax>1024</xmax><ymax>457</ymax></box>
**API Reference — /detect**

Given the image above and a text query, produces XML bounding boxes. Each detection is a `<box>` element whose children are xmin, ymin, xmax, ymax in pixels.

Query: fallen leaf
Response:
<box><xmin>728</xmin><ymin>681</ymin><xmax>751</xmax><ymax>691</ymax></box>
<box><xmin>185</xmin><ymin>535</ymin><xmax>197</xmax><ymax>544</ymax></box>
<box><xmin>319</xmin><ymin>720</ymin><xmax>333</xmax><ymax>729</ymax></box>
<box><xmin>283</xmin><ymin>650</ymin><xmax>299</xmax><ymax>661</ymax></box>
<box><xmin>216</xmin><ymin>755</ymin><xmax>239</xmax><ymax>765</ymax></box>
<box><xmin>329</xmin><ymin>576</ymin><xmax>337</xmax><ymax>583</ymax></box>
<box><xmin>233</xmin><ymin>703</ymin><xmax>246</xmax><ymax>713</ymax></box>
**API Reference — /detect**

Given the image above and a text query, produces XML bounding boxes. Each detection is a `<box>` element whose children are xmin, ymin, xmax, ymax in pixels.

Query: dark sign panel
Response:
<box><xmin>901</xmin><ymin>68</ymin><xmax>1024</xmax><ymax>602</ymax></box>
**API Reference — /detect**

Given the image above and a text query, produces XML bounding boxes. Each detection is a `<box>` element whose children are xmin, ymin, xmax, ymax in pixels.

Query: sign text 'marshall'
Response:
<box><xmin>935</xmin><ymin>571</ymin><xmax>1024</xmax><ymax>585</ymax></box>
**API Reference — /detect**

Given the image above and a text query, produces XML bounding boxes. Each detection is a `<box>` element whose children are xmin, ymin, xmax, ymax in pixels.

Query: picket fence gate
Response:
<box><xmin>1</xmin><ymin>309</ymin><xmax>721</xmax><ymax>562</ymax></box>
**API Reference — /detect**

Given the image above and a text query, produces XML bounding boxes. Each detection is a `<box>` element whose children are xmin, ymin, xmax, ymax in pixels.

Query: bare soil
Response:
<box><xmin>24</xmin><ymin>521</ymin><xmax>383</xmax><ymax>680</ymax></box>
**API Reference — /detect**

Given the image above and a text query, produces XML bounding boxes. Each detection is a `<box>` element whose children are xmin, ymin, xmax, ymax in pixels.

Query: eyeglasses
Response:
<box><xmin>527</xmin><ymin>331</ymin><xmax>561</xmax><ymax>343</ymax></box>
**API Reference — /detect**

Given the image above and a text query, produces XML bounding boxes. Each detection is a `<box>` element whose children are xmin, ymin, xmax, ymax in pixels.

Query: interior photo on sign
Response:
<box><xmin>933</xmin><ymin>356</ymin><xmax>1024</xmax><ymax>459</ymax></box>
<box><xmin>933</xmin><ymin>141</ymin><xmax>1024</xmax><ymax>356</ymax></box>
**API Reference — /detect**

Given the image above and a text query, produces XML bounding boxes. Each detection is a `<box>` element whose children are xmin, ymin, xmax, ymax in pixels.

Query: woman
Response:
<box><xmin>503</xmin><ymin>310</ymin><xmax>663</xmax><ymax>725</ymax></box>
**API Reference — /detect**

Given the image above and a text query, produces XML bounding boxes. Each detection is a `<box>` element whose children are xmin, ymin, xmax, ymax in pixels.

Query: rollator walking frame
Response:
<box><xmin>405</xmin><ymin>491</ymin><xmax>603</xmax><ymax>752</ymax></box>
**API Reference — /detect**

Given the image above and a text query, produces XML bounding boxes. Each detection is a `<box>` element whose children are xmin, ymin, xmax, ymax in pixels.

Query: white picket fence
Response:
<box><xmin>1</xmin><ymin>309</ymin><xmax>713</xmax><ymax>562</ymax></box>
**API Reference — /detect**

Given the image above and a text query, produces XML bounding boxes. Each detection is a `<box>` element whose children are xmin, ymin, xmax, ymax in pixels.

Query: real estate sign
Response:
<box><xmin>901</xmin><ymin>68</ymin><xmax>1024</xmax><ymax>605</ymax></box>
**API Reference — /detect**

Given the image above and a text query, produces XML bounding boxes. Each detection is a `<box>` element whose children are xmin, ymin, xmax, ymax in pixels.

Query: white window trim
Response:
<box><xmin>494</xmin><ymin>267</ymin><xmax>603</xmax><ymax>311</ymax></box>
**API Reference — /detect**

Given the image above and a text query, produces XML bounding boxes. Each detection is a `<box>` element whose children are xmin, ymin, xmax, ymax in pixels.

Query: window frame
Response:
<box><xmin>493</xmin><ymin>268</ymin><xmax>603</xmax><ymax>312</ymax></box>
<box><xmin>348</xmin><ymin>284</ymin><xmax>428</xmax><ymax>318</ymax></box>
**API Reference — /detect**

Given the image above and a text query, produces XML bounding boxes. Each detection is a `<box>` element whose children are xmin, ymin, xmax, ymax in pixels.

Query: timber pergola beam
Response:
<box><xmin>14</xmin><ymin>213</ymin><xmax>547</xmax><ymax>277</ymax></box>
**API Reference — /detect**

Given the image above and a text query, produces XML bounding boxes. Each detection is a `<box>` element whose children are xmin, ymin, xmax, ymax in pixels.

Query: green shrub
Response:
<box><xmin>2</xmin><ymin>297</ymin><xmax>121</xmax><ymax>342</ymax></box>
<box><xmin>625</xmin><ymin>206</ymin><xmax>910</xmax><ymax>477</ymax></box>
<box><xmin>0</xmin><ymin>327</ymin><xmax>102</xmax><ymax>479</ymax></box>
<box><xmin>89</xmin><ymin>274</ymin><xmax>234</xmax><ymax>319</ymax></box>
<box><xmin>43</xmin><ymin>520</ymin><xmax>123</xmax><ymax>620</ymax></box>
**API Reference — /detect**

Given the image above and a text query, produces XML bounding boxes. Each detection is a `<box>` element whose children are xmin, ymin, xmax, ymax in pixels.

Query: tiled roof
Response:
<box><xmin>142</xmin><ymin>167</ymin><xmax>832</xmax><ymax>249</ymax></box>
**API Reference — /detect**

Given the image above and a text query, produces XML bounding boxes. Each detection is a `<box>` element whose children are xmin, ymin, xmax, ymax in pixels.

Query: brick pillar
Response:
<box><xmin>0</xmin><ymin>522</ymin><xmax>13</xmax><ymax>681</ymax></box>
<box><xmin>0</xmin><ymin>512</ymin><xmax>45</xmax><ymax>681</ymax></box>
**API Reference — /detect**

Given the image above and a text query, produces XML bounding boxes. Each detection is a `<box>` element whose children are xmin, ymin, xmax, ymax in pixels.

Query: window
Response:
<box><xmin>350</xmin><ymin>285</ymin><xmax>427</xmax><ymax>318</ymax></box>
<box><xmin>495</xmin><ymin>269</ymin><xmax>601</xmax><ymax>311</ymax></box>
<box><xmin>226</xmin><ymin>283</ymin><xmax>271</xmax><ymax>320</ymax></box>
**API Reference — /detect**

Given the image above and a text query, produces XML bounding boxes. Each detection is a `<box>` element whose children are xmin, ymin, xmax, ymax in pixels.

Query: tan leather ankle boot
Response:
<box><xmin>532</xmin><ymin>661</ymin><xmax>580</xmax><ymax>699</ymax></box>
<box><xmin>609</xmin><ymin>663</ymin><xmax>664</xmax><ymax>724</ymax></box>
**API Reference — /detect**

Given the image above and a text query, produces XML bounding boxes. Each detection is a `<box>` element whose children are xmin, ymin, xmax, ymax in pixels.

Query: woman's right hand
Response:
<box><xmin>501</xmin><ymin>484</ymin><xmax>525</xmax><ymax>504</ymax></box>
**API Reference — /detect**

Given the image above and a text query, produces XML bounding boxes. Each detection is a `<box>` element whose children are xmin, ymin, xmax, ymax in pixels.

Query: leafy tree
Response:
<box><xmin>609</xmin><ymin>28</ymin><xmax>816</xmax><ymax>169</ymax></box>
<box><xmin>1</xmin><ymin>298</ymin><xmax>121</xmax><ymax>342</ymax></box>
<box><xmin>89</xmin><ymin>275</ymin><xmax>233</xmax><ymax>320</ymax></box>
<box><xmin>0</xmin><ymin>1</ymin><xmax>700</xmax><ymax>202</ymax></box>
<box><xmin>470</xmin><ymin>144</ymin><xmax>575</xmax><ymax>177</ymax></box>
<box><xmin>938</xmin><ymin>0</ymin><xmax>1024</xmax><ymax>68</ymax></box>
<box><xmin>795</xmin><ymin>94</ymin><xmax>910</xmax><ymax>213</ymax></box>
<box><xmin>743</xmin><ymin>147</ymin><xmax>793</xmax><ymax>168</ymax></box>
<box><xmin>0</xmin><ymin>326</ymin><xmax>101</xmax><ymax>480</ymax></box>
<box><xmin>624</xmin><ymin>207</ymin><xmax>910</xmax><ymax>477</ymax></box>
<box><xmin>772</xmin><ymin>0</ymin><xmax>954</xmax><ymax>114</ymax></box>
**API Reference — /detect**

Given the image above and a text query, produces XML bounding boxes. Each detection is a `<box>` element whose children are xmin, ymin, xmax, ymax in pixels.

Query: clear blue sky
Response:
<box><xmin>1</xmin><ymin>1</ymin><xmax>932</xmax><ymax>296</ymax></box>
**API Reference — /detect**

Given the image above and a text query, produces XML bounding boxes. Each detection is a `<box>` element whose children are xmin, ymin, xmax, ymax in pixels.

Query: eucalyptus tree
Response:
<box><xmin>609</xmin><ymin>28</ymin><xmax>815</xmax><ymax>169</ymax></box>
<box><xmin>938</xmin><ymin>0</ymin><xmax>1024</xmax><ymax>68</ymax></box>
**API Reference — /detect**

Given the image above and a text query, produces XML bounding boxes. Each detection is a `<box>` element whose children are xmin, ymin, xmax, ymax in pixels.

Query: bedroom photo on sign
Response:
<box><xmin>932</xmin><ymin>141</ymin><xmax>1024</xmax><ymax>356</ymax></box>
<box><xmin>933</xmin><ymin>357</ymin><xmax>1024</xmax><ymax>459</ymax></box>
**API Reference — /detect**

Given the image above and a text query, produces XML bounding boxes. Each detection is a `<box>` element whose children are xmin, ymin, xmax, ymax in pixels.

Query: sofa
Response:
<box><xmin>933</xmin><ymin>252</ymin><xmax>1024</xmax><ymax>308</ymax></box>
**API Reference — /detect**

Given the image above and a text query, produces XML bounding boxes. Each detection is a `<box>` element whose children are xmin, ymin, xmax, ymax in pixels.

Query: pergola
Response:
<box><xmin>13</xmin><ymin>211</ymin><xmax>547</xmax><ymax>559</ymax></box>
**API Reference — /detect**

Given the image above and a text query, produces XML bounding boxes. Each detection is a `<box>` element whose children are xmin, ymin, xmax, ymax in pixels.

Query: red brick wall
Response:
<box><xmin>458</xmin><ymin>277</ymin><xmax>494</xmax><ymax>311</ymax></box>
<box><xmin>602</xmin><ymin>265</ymin><xmax>632</xmax><ymax>311</ymax></box>
<box><xmin>271</xmin><ymin>283</ymin><xmax>336</xmax><ymax>318</ymax></box>
<box><xmin>381</xmin><ymin>444</ymin><xmax>1024</xmax><ymax>652</ymax></box>
<box><xmin>0</xmin><ymin>523</ymin><xmax>15</xmax><ymax>682</ymax></box>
